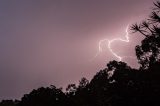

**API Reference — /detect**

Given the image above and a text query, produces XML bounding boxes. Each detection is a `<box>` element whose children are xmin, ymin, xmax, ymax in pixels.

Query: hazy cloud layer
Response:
<box><xmin>0</xmin><ymin>0</ymin><xmax>154</xmax><ymax>99</ymax></box>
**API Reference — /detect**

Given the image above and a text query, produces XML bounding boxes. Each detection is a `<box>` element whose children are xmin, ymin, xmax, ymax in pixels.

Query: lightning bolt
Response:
<box><xmin>92</xmin><ymin>25</ymin><xmax>136</xmax><ymax>61</ymax></box>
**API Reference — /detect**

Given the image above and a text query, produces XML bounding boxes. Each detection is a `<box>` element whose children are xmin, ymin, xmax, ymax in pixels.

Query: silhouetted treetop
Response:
<box><xmin>131</xmin><ymin>1</ymin><xmax>160</xmax><ymax>70</ymax></box>
<box><xmin>18</xmin><ymin>86</ymin><xmax>67</xmax><ymax>106</ymax></box>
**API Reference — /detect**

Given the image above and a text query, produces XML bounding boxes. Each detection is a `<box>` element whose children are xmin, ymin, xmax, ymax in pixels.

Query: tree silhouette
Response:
<box><xmin>18</xmin><ymin>86</ymin><xmax>67</xmax><ymax>106</ymax></box>
<box><xmin>0</xmin><ymin>100</ymin><xmax>19</xmax><ymax>106</ymax></box>
<box><xmin>131</xmin><ymin>1</ymin><xmax>160</xmax><ymax>70</ymax></box>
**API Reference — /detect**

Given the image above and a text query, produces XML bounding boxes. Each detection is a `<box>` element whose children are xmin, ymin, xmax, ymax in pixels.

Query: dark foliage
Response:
<box><xmin>131</xmin><ymin>1</ymin><xmax>160</xmax><ymax>70</ymax></box>
<box><xmin>1</xmin><ymin>1</ymin><xmax>160</xmax><ymax>106</ymax></box>
<box><xmin>18</xmin><ymin>86</ymin><xmax>67</xmax><ymax>106</ymax></box>
<box><xmin>0</xmin><ymin>100</ymin><xmax>19</xmax><ymax>106</ymax></box>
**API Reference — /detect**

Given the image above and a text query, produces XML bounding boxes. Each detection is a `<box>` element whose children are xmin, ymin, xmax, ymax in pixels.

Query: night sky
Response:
<box><xmin>0</xmin><ymin>0</ymin><xmax>155</xmax><ymax>99</ymax></box>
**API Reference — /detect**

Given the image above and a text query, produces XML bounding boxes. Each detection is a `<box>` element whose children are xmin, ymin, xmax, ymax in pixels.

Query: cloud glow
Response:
<box><xmin>92</xmin><ymin>25</ymin><xmax>136</xmax><ymax>61</ymax></box>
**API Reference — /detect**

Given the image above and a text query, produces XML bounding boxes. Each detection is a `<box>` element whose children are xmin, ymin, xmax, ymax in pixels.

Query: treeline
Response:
<box><xmin>1</xmin><ymin>1</ymin><xmax>160</xmax><ymax>106</ymax></box>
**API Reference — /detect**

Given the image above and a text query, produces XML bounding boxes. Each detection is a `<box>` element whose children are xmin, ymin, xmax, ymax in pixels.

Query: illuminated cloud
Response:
<box><xmin>92</xmin><ymin>25</ymin><xmax>136</xmax><ymax>61</ymax></box>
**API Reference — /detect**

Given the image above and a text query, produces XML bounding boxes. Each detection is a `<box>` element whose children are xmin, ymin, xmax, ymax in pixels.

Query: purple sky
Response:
<box><xmin>0</xmin><ymin>0</ymin><xmax>155</xmax><ymax>100</ymax></box>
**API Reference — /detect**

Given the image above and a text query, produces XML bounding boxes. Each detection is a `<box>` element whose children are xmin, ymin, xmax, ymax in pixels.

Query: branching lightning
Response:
<box><xmin>92</xmin><ymin>25</ymin><xmax>136</xmax><ymax>61</ymax></box>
